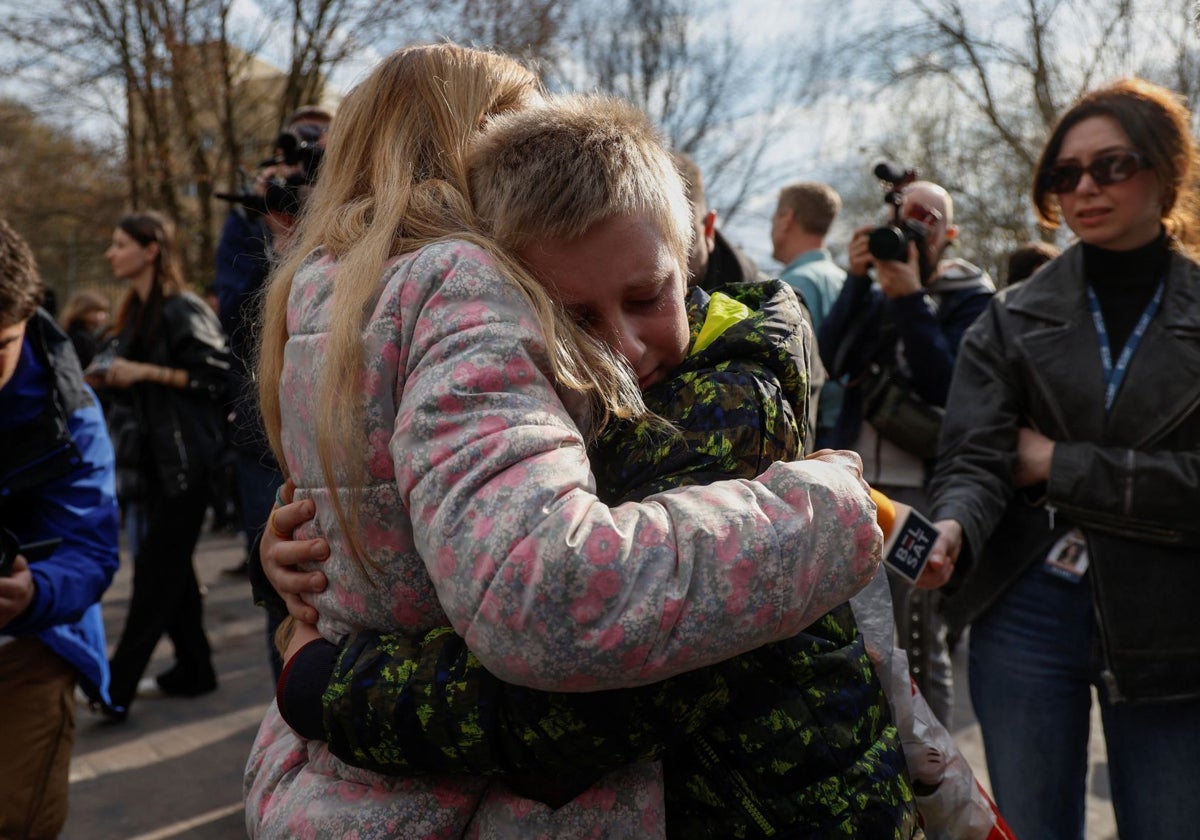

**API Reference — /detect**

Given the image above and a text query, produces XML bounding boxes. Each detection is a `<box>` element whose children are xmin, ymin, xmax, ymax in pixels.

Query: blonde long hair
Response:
<box><xmin>257</xmin><ymin>44</ymin><xmax>643</xmax><ymax>565</ymax></box>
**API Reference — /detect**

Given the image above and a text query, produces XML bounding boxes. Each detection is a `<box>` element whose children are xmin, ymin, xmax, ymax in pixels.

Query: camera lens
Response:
<box><xmin>867</xmin><ymin>226</ymin><xmax>909</xmax><ymax>262</ymax></box>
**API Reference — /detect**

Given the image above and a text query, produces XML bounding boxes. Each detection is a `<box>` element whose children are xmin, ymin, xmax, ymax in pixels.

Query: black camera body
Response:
<box><xmin>868</xmin><ymin>218</ymin><xmax>928</xmax><ymax>262</ymax></box>
<box><xmin>262</xmin><ymin>130</ymin><xmax>324</xmax><ymax>174</ymax></box>
<box><xmin>216</xmin><ymin>129</ymin><xmax>325</xmax><ymax>217</ymax></box>
<box><xmin>867</xmin><ymin>161</ymin><xmax>921</xmax><ymax>262</ymax></box>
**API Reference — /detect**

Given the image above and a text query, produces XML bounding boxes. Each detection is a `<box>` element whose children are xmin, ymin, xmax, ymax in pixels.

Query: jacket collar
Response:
<box><xmin>678</xmin><ymin>280</ymin><xmax>810</xmax><ymax>415</ymax></box>
<box><xmin>926</xmin><ymin>258</ymin><xmax>994</xmax><ymax>295</ymax></box>
<box><xmin>782</xmin><ymin>249</ymin><xmax>833</xmax><ymax>273</ymax></box>
<box><xmin>1006</xmin><ymin>243</ymin><xmax>1200</xmax><ymax>445</ymax></box>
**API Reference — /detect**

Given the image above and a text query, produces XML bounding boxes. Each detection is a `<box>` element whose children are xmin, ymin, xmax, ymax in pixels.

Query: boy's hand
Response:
<box><xmin>264</xmin><ymin>481</ymin><xmax>329</xmax><ymax>625</ymax></box>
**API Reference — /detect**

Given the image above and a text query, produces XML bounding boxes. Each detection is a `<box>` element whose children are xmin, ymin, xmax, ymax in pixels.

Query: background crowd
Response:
<box><xmin>1</xmin><ymin>38</ymin><xmax>1197</xmax><ymax>840</ymax></box>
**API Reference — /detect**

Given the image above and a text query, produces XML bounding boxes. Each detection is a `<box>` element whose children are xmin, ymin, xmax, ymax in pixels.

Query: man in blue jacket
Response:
<box><xmin>0</xmin><ymin>218</ymin><xmax>119</xmax><ymax>839</ymax></box>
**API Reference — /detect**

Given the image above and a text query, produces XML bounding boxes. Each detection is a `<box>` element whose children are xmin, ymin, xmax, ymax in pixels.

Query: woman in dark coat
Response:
<box><xmin>925</xmin><ymin>78</ymin><xmax>1200</xmax><ymax>839</ymax></box>
<box><xmin>94</xmin><ymin>211</ymin><xmax>231</xmax><ymax>721</ymax></box>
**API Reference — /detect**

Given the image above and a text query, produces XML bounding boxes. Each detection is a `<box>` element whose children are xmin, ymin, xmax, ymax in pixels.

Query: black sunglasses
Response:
<box><xmin>1041</xmin><ymin>151</ymin><xmax>1149</xmax><ymax>194</ymax></box>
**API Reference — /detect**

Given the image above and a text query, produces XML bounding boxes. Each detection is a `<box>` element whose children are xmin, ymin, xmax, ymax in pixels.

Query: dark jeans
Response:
<box><xmin>108</xmin><ymin>481</ymin><xmax>213</xmax><ymax>710</ymax></box>
<box><xmin>970</xmin><ymin>559</ymin><xmax>1200</xmax><ymax>839</ymax></box>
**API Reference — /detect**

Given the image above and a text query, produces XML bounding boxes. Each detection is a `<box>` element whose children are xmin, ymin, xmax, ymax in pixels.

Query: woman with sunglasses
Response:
<box><xmin>923</xmin><ymin>77</ymin><xmax>1200</xmax><ymax>838</ymax></box>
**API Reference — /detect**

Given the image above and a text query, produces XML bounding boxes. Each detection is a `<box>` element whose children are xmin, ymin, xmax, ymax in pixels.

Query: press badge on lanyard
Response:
<box><xmin>1043</xmin><ymin>281</ymin><xmax>1168</xmax><ymax>583</ymax></box>
<box><xmin>1044</xmin><ymin>529</ymin><xmax>1089</xmax><ymax>582</ymax></box>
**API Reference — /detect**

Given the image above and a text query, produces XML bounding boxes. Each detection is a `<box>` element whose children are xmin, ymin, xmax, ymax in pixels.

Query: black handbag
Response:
<box><xmin>106</xmin><ymin>400</ymin><xmax>145</xmax><ymax>501</ymax></box>
<box><xmin>859</xmin><ymin>360</ymin><xmax>944</xmax><ymax>460</ymax></box>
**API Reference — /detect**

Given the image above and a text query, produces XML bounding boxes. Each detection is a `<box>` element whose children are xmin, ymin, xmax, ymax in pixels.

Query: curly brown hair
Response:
<box><xmin>0</xmin><ymin>217</ymin><xmax>42</xmax><ymax>328</ymax></box>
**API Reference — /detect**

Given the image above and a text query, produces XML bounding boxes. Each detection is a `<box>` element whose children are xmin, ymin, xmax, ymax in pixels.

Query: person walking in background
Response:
<box><xmin>213</xmin><ymin>107</ymin><xmax>331</xmax><ymax>573</ymax></box>
<box><xmin>0</xmin><ymin>218</ymin><xmax>119</xmax><ymax>839</ymax></box>
<box><xmin>672</xmin><ymin>151</ymin><xmax>766</xmax><ymax>289</ymax></box>
<box><xmin>1004</xmin><ymin>240</ymin><xmax>1060</xmax><ymax>287</ymax></box>
<box><xmin>212</xmin><ymin>106</ymin><xmax>332</xmax><ymax>680</ymax></box>
<box><xmin>771</xmin><ymin>181</ymin><xmax>847</xmax><ymax>447</ymax></box>
<box><xmin>57</xmin><ymin>289</ymin><xmax>111</xmax><ymax>369</ymax></box>
<box><xmin>90</xmin><ymin>212</ymin><xmax>231</xmax><ymax>722</ymax></box>
<box><xmin>244</xmin><ymin>43</ymin><xmax>883</xmax><ymax>838</ymax></box>
<box><xmin>925</xmin><ymin>77</ymin><xmax>1200</xmax><ymax>838</ymax></box>
<box><xmin>672</xmin><ymin>155</ymin><xmax>827</xmax><ymax>445</ymax></box>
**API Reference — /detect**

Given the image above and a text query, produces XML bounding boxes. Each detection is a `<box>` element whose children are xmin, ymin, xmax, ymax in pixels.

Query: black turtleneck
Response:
<box><xmin>1082</xmin><ymin>231</ymin><xmax>1170</xmax><ymax>353</ymax></box>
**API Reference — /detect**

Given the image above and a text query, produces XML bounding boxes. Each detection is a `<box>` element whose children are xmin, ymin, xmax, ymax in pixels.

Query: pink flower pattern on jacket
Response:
<box><xmin>244</xmin><ymin>240</ymin><xmax>882</xmax><ymax>838</ymax></box>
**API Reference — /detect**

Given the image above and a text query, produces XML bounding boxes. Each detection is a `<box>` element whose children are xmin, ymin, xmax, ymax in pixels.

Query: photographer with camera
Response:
<box><xmin>818</xmin><ymin>169</ymin><xmax>993</xmax><ymax>726</ymax></box>
<box><xmin>0</xmin><ymin>218</ymin><xmax>119</xmax><ymax>839</ymax></box>
<box><xmin>211</xmin><ymin>106</ymin><xmax>331</xmax><ymax>679</ymax></box>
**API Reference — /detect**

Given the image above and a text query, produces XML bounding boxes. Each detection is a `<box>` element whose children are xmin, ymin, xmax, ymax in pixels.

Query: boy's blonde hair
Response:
<box><xmin>469</xmin><ymin>94</ymin><xmax>693</xmax><ymax>271</ymax></box>
<box><xmin>257</xmin><ymin>45</ymin><xmax>643</xmax><ymax>568</ymax></box>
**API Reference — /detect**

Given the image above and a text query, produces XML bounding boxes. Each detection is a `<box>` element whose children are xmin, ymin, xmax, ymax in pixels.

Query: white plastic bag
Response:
<box><xmin>850</xmin><ymin>570</ymin><xmax>1015</xmax><ymax>840</ymax></box>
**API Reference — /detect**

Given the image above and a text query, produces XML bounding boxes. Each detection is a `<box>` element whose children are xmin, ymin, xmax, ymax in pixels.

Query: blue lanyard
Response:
<box><xmin>1086</xmin><ymin>281</ymin><xmax>1165</xmax><ymax>412</ymax></box>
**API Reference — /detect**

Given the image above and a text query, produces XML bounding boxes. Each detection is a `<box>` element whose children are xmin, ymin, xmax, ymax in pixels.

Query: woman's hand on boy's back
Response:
<box><xmin>263</xmin><ymin>480</ymin><xmax>329</xmax><ymax>625</ymax></box>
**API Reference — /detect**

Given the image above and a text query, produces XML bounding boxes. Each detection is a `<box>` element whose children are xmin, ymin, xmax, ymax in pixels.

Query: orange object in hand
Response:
<box><xmin>870</xmin><ymin>488</ymin><xmax>896</xmax><ymax>538</ymax></box>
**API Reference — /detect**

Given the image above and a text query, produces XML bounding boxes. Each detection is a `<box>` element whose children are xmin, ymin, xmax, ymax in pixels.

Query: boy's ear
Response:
<box><xmin>702</xmin><ymin>209</ymin><xmax>717</xmax><ymax>248</ymax></box>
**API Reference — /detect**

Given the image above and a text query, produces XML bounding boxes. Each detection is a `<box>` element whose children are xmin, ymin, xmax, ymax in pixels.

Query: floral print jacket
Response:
<box><xmin>244</xmin><ymin>242</ymin><xmax>883</xmax><ymax>839</ymax></box>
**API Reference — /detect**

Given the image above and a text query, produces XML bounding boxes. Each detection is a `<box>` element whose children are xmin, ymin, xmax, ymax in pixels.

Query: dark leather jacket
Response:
<box><xmin>817</xmin><ymin>261</ymin><xmax>994</xmax><ymax>452</ymax></box>
<box><xmin>114</xmin><ymin>291</ymin><xmax>231</xmax><ymax>497</ymax></box>
<box><xmin>930</xmin><ymin>243</ymin><xmax>1200</xmax><ymax>704</ymax></box>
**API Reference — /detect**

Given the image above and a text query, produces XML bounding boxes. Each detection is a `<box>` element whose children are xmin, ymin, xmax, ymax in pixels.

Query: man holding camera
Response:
<box><xmin>818</xmin><ymin>178</ymin><xmax>993</xmax><ymax>726</ymax></box>
<box><xmin>212</xmin><ymin>106</ymin><xmax>331</xmax><ymax>678</ymax></box>
<box><xmin>0</xmin><ymin>218</ymin><xmax>119</xmax><ymax>839</ymax></box>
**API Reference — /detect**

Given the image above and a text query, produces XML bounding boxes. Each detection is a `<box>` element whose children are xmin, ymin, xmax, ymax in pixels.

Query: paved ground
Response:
<box><xmin>63</xmin><ymin>529</ymin><xmax>1118</xmax><ymax>838</ymax></box>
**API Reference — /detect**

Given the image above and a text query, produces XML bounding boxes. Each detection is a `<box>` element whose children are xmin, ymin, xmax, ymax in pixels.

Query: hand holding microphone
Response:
<box><xmin>869</xmin><ymin>488</ymin><xmax>958</xmax><ymax>589</ymax></box>
<box><xmin>921</xmin><ymin>520</ymin><xmax>962</xmax><ymax>589</ymax></box>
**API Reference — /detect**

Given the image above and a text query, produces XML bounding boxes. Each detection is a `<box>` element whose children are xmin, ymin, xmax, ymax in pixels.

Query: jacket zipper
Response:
<box><xmin>1084</xmin><ymin>532</ymin><xmax>1123</xmax><ymax>703</ymax></box>
<box><xmin>692</xmin><ymin>733</ymin><xmax>776</xmax><ymax>837</ymax></box>
<box><xmin>1053</xmin><ymin>503</ymin><xmax>1183</xmax><ymax>543</ymax></box>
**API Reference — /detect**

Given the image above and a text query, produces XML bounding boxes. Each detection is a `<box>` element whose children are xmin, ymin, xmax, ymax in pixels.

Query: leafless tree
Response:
<box><xmin>0</xmin><ymin>0</ymin><xmax>420</xmax><ymax>280</ymax></box>
<box><xmin>0</xmin><ymin>99</ymin><xmax>126</xmax><ymax>300</ymax></box>
<box><xmin>432</xmin><ymin>0</ymin><xmax>567</xmax><ymax>68</ymax></box>
<box><xmin>555</xmin><ymin>0</ymin><xmax>829</xmax><ymax>225</ymax></box>
<box><xmin>828</xmin><ymin>0</ymin><xmax>1200</xmax><ymax>274</ymax></box>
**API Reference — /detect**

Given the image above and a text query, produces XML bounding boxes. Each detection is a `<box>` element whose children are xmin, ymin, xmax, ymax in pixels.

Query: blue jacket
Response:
<box><xmin>0</xmin><ymin>310</ymin><xmax>119</xmax><ymax>704</ymax></box>
<box><xmin>817</xmin><ymin>258</ymin><xmax>994</xmax><ymax>452</ymax></box>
